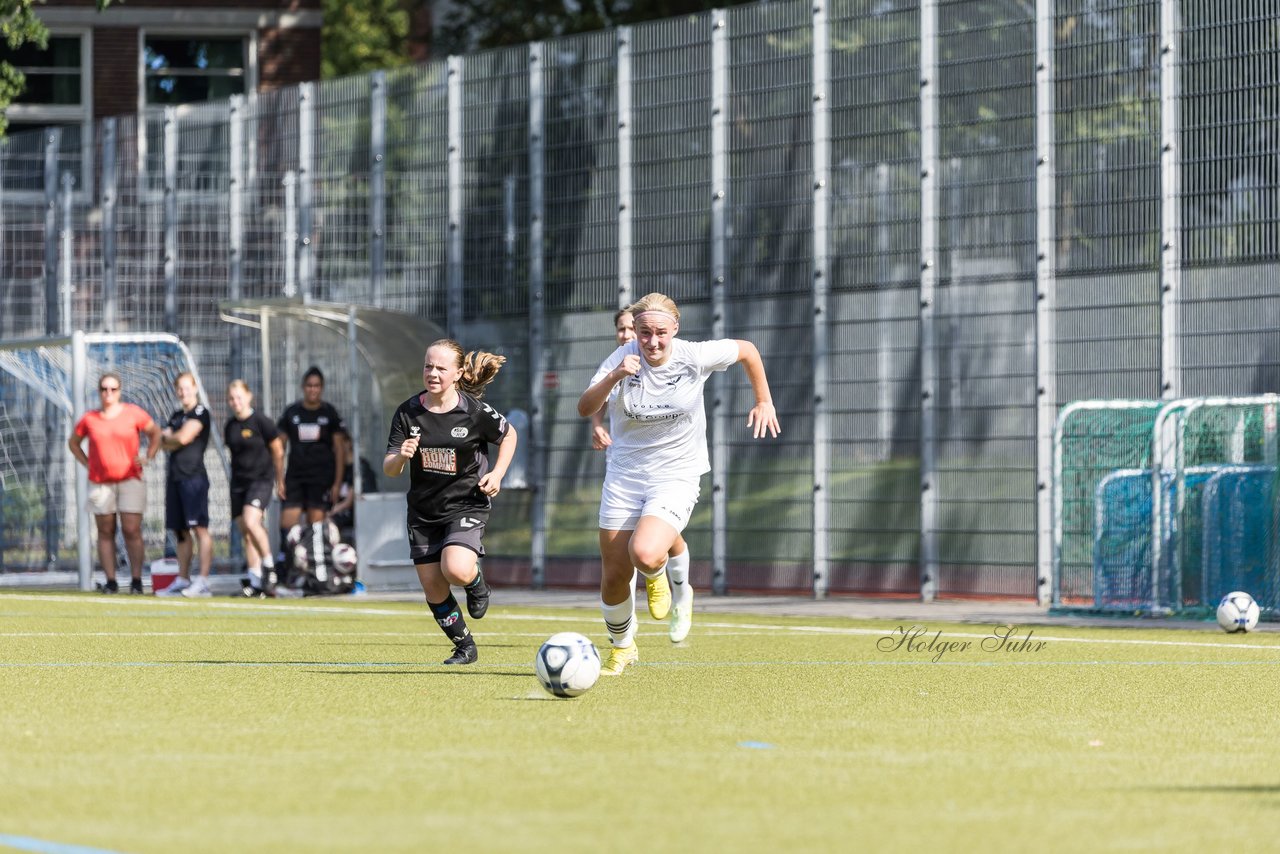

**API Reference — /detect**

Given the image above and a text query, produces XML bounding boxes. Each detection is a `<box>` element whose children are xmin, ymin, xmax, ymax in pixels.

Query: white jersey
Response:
<box><xmin>591</xmin><ymin>337</ymin><xmax>739</xmax><ymax>478</ymax></box>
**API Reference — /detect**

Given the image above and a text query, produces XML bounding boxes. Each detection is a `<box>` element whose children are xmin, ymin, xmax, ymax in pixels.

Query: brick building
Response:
<box><xmin>5</xmin><ymin>0</ymin><xmax>322</xmax><ymax>138</ymax></box>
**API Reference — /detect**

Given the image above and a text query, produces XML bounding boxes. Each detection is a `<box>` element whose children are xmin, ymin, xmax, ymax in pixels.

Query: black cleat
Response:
<box><xmin>442</xmin><ymin>641</ymin><xmax>478</xmax><ymax>665</ymax></box>
<box><xmin>464</xmin><ymin>572</ymin><xmax>490</xmax><ymax>620</ymax></box>
<box><xmin>129</xmin><ymin>578</ymin><xmax>144</xmax><ymax>595</ymax></box>
<box><xmin>97</xmin><ymin>579</ymin><xmax>119</xmax><ymax>594</ymax></box>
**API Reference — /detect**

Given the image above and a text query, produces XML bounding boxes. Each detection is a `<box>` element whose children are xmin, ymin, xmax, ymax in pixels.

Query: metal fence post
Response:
<box><xmin>919</xmin><ymin>0</ymin><xmax>940</xmax><ymax>602</ymax></box>
<box><xmin>1159</xmin><ymin>0</ymin><xmax>1181</xmax><ymax>400</ymax></box>
<box><xmin>228</xmin><ymin>97</ymin><xmax>244</xmax><ymax>379</ymax></box>
<box><xmin>298</xmin><ymin>82</ymin><xmax>315</xmax><ymax>304</ymax></box>
<box><xmin>163</xmin><ymin>106</ymin><xmax>178</xmax><ymax>333</ymax></box>
<box><xmin>370</xmin><ymin>71</ymin><xmax>387</xmax><ymax>308</ymax></box>
<box><xmin>1034</xmin><ymin>0</ymin><xmax>1058</xmax><ymax>605</ymax></box>
<box><xmin>811</xmin><ymin>1</ymin><xmax>831</xmax><ymax>600</ymax></box>
<box><xmin>60</xmin><ymin>172</ymin><xmax>74</xmax><ymax>337</ymax></box>
<box><xmin>72</xmin><ymin>330</ymin><xmax>91</xmax><ymax>589</ymax></box>
<box><xmin>43</xmin><ymin>129</ymin><xmax>61</xmax><ymax>569</ymax></box>
<box><xmin>283</xmin><ymin>171</ymin><xmax>298</xmax><ymax>297</ymax></box>
<box><xmin>446</xmin><ymin>56</ymin><xmax>464</xmax><ymax>337</ymax></box>
<box><xmin>528</xmin><ymin>43</ymin><xmax>547</xmax><ymax>589</ymax></box>
<box><xmin>44</xmin><ymin>129</ymin><xmax>60</xmax><ymax>336</ymax></box>
<box><xmin>710</xmin><ymin>11</ymin><xmax>729</xmax><ymax>596</ymax></box>
<box><xmin>617</xmin><ymin>27</ymin><xmax>633</xmax><ymax>310</ymax></box>
<box><xmin>101</xmin><ymin>118</ymin><xmax>118</xmax><ymax>333</ymax></box>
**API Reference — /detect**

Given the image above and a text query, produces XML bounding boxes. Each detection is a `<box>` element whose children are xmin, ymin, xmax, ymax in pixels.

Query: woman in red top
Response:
<box><xmin>67</xmin><ymin>372</ymin><xmax>162</xmax><ymax>593</ymax></box>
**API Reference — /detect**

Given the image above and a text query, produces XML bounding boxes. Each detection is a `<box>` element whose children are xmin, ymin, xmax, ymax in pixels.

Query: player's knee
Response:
<box><xmin>629</xmin><ymin>545</ymin><xmax>667</xmax><ymax>574</ymax></box>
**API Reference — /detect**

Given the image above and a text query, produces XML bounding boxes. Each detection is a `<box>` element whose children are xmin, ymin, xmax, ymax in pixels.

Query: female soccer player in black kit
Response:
<box><xmin>277</xmin><ymin>366</ymin><xmax>347</xmax><ymax>585</ymax></box>
<box><xmin>384</xmin><ymin>340</ymin><xmax>518</xmax><ymax>665</ymax></box>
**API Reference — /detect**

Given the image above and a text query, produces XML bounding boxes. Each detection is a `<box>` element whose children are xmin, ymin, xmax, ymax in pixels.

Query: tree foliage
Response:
<box><xmin>0</xmin><ymin>0</ymin><xmax>110</xmax><ymax>134</ymax></box>
<box><xmin>435</xmin><ymin>0</ymin><xmax>758</xmax><ymax>54</ymax></box>
<box><xmin>321</xmin><ymin>0</ymin><xmax>415</xmax><ymax>79</ymax></box>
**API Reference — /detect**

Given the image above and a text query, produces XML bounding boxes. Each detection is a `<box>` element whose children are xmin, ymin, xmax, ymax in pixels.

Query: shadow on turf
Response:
<box><xmin>1145</xmin><ymin>785</ymin><xmax>1280</xmax><ymax>794</ymax></box>
<box><xmin>314</xmin><ymin>641</ymin><xmax>529</xmax><ymax>650</ymax></box>
<box><xmin>304</xmin><ymin>668</ymin><xmax>532</xmax><ymax>677</ymax></box>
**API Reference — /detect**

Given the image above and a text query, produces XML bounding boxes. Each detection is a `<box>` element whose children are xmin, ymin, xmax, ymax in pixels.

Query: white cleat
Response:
<box><xmin>669</xmin><ymin>587</ymin><xmax>693</xmax><ymax>643</ymax></box>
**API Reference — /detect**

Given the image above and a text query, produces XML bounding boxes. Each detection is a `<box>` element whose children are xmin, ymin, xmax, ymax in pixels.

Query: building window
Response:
<box><xmin>143</xmin><ymin>36</ymin><xmax>246</xmax><ymax>106</ymax></box>
<box><xmin>0</xmin><ymin>32</ymin><xmax>92</xmax><ymax>193</ymax></box>
<box><xmin>7</xmin><ymin>35</ymin><xmax>83</xmax><ymax>106</ymax></box>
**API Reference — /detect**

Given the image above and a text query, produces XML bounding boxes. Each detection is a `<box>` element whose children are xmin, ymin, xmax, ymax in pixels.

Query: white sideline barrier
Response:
<box><xmin>354</xmin><ymin>492</ymin><xmax>420</xmax><ymax>591</ymax></box>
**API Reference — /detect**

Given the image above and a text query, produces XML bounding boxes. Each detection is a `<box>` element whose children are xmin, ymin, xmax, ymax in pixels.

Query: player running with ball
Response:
<box><xmin>384</xmin><ymin>340</ymin><xmax>518</xmax><ymax>665</ymax></box>
<box><xmin>577</xmin><ymin>292</ymin><xmax>780</xmax><ymax>675</ymax></box>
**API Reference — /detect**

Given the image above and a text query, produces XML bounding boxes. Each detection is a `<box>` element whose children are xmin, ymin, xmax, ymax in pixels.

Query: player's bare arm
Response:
<box><xmin>384</xmin><ymin>426</ymin><xmax>420</xmax><ymax>478</ymax></box>
<box><xmin>478</xmin><ymin>426</ymin><xmax>519</xmax><ymax>496</ymax></box>
<box><xmin>734</xmin><ymin>340</ymin><xmax>780</xmax><ymax>439</ymax></box>
<box><xmin>577</xmin><ymin>355</ymin><xmax>641</xmax><ymax>418</ymax></box>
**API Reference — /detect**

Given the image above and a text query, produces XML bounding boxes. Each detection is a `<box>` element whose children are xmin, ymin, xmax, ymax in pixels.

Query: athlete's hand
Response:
<box><xmin>617</xmin><ymin>354</ymin><xmax>641</xmax><ymax>378</ymax></box>
<box><xmin>591</xmin><ymin>424</ymin><xmax>612</xmax><ymax>450</ymax></box>
<box><xmin>747</xmin><ymin>402</ymin><xmax>780</xmax><ymax>439</ymax></box>
<box><xmin>400</xmin><ymin>434</ymin><xmax>420</xmax><ymax>459</ymax></box>
<box><xmin>478</xmin><ymin>472</ymin><xmax>502</xmax><ymax>497</ymax></box>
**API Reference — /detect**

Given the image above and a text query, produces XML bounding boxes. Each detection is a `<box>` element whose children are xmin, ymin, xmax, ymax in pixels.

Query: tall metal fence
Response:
<box><xmin>1</xmin><ymin>0</ymin><xmax>1277</xmax><ymax>601</ymax></box>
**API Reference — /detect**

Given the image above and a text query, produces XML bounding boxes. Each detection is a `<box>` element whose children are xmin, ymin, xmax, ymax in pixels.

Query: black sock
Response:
<box><xmin>278</xmin><ymin>527</ymin><xmax>293</xmax><ymax>583</ymax></box>
<box><xmin>465</xmin><ymin>568</ymin><xmax>489</xmax><ymax>596</ymax></box>
<box><xmin>428</xmin><ymin>595</ymin><xmax>472</xmax><ymax>646</ymax></box>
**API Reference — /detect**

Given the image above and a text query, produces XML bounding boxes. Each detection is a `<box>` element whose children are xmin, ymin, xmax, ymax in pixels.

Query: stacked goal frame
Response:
<box><xmin>1053</xmin><ymin>395</ymin><xmax>1280</xmax><ymax>616</ymax></box>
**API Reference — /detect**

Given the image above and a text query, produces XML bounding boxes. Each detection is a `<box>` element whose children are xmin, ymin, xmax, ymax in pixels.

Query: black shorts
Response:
<box><xmin>283</xmin><ymin>477</ymin><xmax>332</xmax><ymax>511</ymax></box>
<box><xmin>165</xmin><ymin>475</ymin><xmax>209</xmax><ymax>532</ymax></box>
<box><xmin>407</xmin><ymin>513</ymin><xmax>488</xmax><ymax>565</ymax></box>
<box><xmin>230</xmin><ymin>479</ymin><xmax>275</xmax><ymax>518</ymax></box>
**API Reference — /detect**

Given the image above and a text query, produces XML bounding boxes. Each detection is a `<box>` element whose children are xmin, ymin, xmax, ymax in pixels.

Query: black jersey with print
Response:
<box><xmin>165</xmin><ymin>405</ymin><xmax>210</xmax><ymax>481</ymax></box>
<box><xmin>277</xmin><ymin>401</ymin><xmax>347</xmax><ymax>483</ymax></box>
<box><xmin>385</xmin><ymin>390</ymin><xmax>509</xmax><ymax>526</ymax></box>
<box><xmin>224</xmin><ymin>410</ymin><xmax>280</xmax><ymax>486</ymax></box>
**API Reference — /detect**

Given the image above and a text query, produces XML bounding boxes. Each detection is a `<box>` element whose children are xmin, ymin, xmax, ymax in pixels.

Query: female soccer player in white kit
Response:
<box><xmin>577</xmin><ymin>292</ymin><xmax>780</xmax><ymax>674</ymax></box>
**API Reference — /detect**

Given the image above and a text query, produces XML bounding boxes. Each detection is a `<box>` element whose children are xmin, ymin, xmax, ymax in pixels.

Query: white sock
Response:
<box><xmin>246</xmin><ymin>565</ymin><xmax>263</xmax><ymax>589</ymax></box>
<box><xmin>601</xmin><ymin>591</ymin><xmax>636</xmax><ymax>648</ymax></box>
<box><xmin>667</xmin><ymin>549</ymin><xmax>691</xmax><ymax>608</ymax></box>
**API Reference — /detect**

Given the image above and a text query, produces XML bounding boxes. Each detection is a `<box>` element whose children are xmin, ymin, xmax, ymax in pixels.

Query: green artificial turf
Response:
<box><xmin>0</xmin><ymin>593</ymin><xmax>1277</xmax><ymax>853</ymax></box>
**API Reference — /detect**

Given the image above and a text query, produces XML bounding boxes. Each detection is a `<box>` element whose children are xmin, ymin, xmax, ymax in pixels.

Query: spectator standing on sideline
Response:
<box><xmin>158</xmin><ymin>372</ymin><xmax>214</xmax><ymax>597</ymax></box>
<box><xmin>276</xmin><ymin>367</ymin><xmax>347</xmax><ymax>586</ymax></box>
<box><xmin>589</xmin><ymin>307</ymin><xmax>694</xmax><ymax>643</ymax></box>
<box><xmin>224</xmin><ymin>379</ymin><xmax>284</xmax><ymax>596</ymax></box>
<box><xmin>67</xmin><ymin>372</ymin><xmax>162</xmax><ymax>594</ymax></box>
<box><xmin>383</xmin><ymin>340</ymin><xmax>517</xmax><ymax>665</ymax></box>
<box><xmin>577</xmin><ymin>292</ymin><xmax>780</xmax><ymax>675</ymax></box>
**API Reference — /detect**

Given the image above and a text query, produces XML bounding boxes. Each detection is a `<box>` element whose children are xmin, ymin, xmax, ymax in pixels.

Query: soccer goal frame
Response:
<box><xmin>0</xmin><ymin>330</ymin><xmax>228</xmax><ymax>590</ymax></box>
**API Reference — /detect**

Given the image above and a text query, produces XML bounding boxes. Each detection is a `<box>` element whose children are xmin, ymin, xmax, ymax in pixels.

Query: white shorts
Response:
<box><xmin>88</xmin><ymin>478</ymin><xmax>147</xmax><ymax>516</ymax></box>
<box><xmin>598</xmin><ymin>470</ymin><xmax>701</xmax><ymax>533</ymax></box>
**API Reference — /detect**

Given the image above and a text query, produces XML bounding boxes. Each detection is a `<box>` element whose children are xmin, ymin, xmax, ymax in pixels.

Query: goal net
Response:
<box><xmin>0</xmin><ymin>333</ymin><xmax>230</xmax><ymax>586</ymax></box>
<box><xmin>1054</xmin><ymin>396</ymin><xmax>1280</xmax><ymax>616</ymax></box>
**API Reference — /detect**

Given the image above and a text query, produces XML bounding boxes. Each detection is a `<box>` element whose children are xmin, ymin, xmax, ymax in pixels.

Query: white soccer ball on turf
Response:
<box><xmin>534</xmin><ymin>632</ymin><xmax>601</xmax><ymax>698</ymax></box>
<box><xmin>1216</xmin><ymin>591</ymin><xmax>1260</xmax><ymax>633</ymax></box>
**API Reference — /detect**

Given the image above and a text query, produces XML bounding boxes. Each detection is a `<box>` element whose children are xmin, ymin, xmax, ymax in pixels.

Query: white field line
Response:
<box><xmin>3</xmin><ymin>593</ymin><xmax>1279</xmax><ymax>653</ymax></box>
